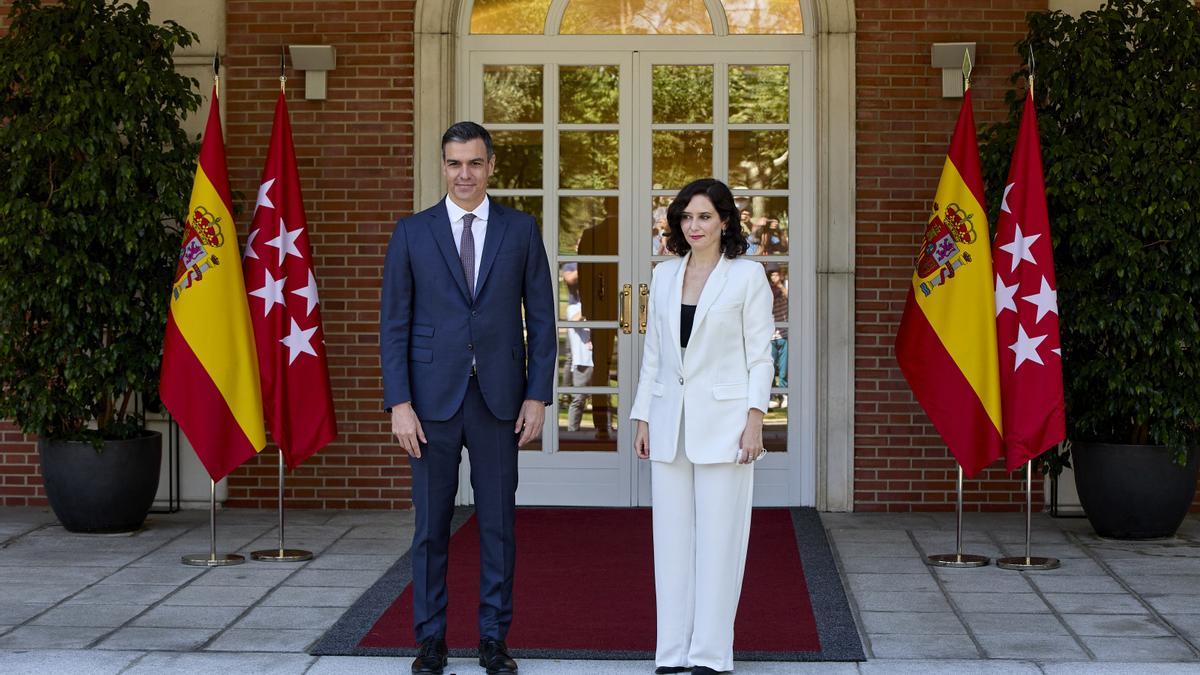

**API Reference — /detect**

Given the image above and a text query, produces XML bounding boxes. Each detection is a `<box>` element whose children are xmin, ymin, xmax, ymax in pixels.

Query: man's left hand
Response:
<box><xmin>515</xmin><ymin>399</ymin><xmax>546</xmax><ymax>447</ymax></box>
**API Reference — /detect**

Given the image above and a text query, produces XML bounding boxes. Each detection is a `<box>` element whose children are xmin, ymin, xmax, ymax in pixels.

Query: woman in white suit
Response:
<box><xmin>630</xmin><ymin>178</ymin><xmax>774</xmax><ymax>675</ymax></box>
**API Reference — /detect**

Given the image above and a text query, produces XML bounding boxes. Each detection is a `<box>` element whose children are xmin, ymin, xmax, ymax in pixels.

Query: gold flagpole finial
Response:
<box><xmin>1027</xmin><ymin>45</ymin><xmax>1036</xmax><ymax>96</ymax></box>
<box><xmin>962</xmin><ymin>48</ymin><xmax>973</xmax><ymax>92</ymax></box>
<box><xmin>213</xmin><ymin>52</ymin><xmax>221</xmax><ymax>98</ymax></box>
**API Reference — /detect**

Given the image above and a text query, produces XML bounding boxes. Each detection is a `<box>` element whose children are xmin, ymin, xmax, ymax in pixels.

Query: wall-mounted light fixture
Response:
<box><xmin>931</xmin><ymin>42</ymin><xmax>977</xmax><ymax>98</ymax></box>
<box><xmin>287</xmin><ymin>45</ymin><xmax>337</xmax><ymax>100</ymax></box>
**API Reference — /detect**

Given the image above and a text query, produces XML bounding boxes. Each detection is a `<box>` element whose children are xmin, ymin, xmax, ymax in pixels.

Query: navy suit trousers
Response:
<box><xmin>409</xmin><ymin>375</ymin><xmax>518</xmax><ymax>642</ymax></box>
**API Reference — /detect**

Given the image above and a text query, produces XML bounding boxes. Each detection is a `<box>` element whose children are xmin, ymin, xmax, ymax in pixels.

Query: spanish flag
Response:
<box><xmin>160</xmin><ymin>86</ymin><xmax>266</xmax><ymax>481</ymax></box>
<box><xmin>895</xmin><ymin>89</ymin><xmax>1003</xmax><ymax>477</ymax></box>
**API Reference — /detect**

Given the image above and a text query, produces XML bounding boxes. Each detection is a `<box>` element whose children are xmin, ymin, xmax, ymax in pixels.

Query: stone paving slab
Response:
<box><xmin>975</xmin><ymin>633</ymin><xmax>1090</xmax><ymax>660</ymax></box>
<box><xmin>1079</xmin><ymin>636</ymin><xmax>1199</xmax><ymax>661</ymax></box>
<box><xmin>0</xmin><ymin>648</ymin><xmax>140</xmax><ymax>675</ymax></box>
<box><xmin>30</xmin><ymin>603</ymin><xmax>147</xmax><ymax>628</ymax></box>
<box><xmin>95</xmin><ymin>626</ymin><xmax>220</xmax><ymax>651</ymax></box>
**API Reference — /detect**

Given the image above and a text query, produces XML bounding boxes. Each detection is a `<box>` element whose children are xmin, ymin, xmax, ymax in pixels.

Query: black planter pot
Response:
<box><xmin>38</xmin><ymin>431</ymin><xmax>162</xmax><ymax>533</ymax></box>
<box><xmin>1072</xmin><ymin>441</ymin><xmax>1198</xmax><ymax>540</ymax></box>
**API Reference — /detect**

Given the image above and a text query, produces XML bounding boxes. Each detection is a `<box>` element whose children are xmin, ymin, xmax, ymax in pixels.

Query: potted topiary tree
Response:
<box><xmin>0</xmin><ymin>0</ymin><xmax>201</xmax><ymax>532</ymax></box>
<box><xmin>981</xmin><ymin>0</ymin><xmax>1200</xmax><ymax>539</ymax></box>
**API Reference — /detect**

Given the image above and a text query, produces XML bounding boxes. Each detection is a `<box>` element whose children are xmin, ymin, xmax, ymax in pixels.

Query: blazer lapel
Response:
<box><xmin>473</xmin><ymin>198</ymin><xmax>509</xmax><ymax>299</ymax></box>
<box><xmin>429</xmin><ymin>201</ymin><xmax>471</xmax><ymax>303</ymax></box>
<box><xmin>687</xmin><ymin>255</ymin><xmax>730</xmax><ymax>353</ymax></box>
<box><xmin>668</xmin><ymin>253</ymin><xmax>688</xmax><ymax>369</ymax></box>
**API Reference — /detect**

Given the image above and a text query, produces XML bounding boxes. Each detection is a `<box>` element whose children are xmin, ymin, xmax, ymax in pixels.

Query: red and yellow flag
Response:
<box><xmin>895</xmin><ymin>89</ymin><xmax>1003</xmax><ymax>477</ymax></box>
<box><xmin>160</xmin><ymin>86</ymin><xmax>266</xmax><ymax>481</ymax></box>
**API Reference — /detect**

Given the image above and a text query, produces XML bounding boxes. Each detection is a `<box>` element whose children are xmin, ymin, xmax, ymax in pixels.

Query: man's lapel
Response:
<box><xmin>473</xmin><ymin>197</ymin><xmax>509</xmax><ymax>298</ymax></box>
<box><xmin>429</xmin><ymin>200</ymin><xmax>471</xmax><ymax>302</ymax></box>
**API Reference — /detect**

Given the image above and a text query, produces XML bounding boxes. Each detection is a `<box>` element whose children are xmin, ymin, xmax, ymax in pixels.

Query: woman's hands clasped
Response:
<box><xmin>634</xmin><ymin>420</ymin><xmax>650</xmax><ymax>459</ymax></box>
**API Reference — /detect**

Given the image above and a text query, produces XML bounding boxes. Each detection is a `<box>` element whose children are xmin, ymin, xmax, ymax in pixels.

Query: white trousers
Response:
<box><xmin>651</xmin><ymin>434</ymin><xmax>754</xmax><ymax>672</ymax></box>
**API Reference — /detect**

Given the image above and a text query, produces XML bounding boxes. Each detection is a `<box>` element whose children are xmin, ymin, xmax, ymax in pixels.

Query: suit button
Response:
<box><xmin>678</xmin><ymin>377</ymin><xmax>684</xmax><ymax>385</ymax></box>
<box><xmin>471</xmin><ymin>310</ymin><xmax>479</xmax><ymax>317</ymax></box>
<box><xmin>467</xmin><ymin>344</ymin><xmax>474</xmax><ymax>351</ymax></box>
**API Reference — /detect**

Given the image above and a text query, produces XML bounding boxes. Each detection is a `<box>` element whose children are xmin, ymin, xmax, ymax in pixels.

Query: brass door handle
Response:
<box><xmin>619</xmin><ymin>283</ymin><xmax>632</xmax><ymax>334</ymax></box>
<box><xmin>638</xmin><ymin>283</ymin><xmax>649</xmax><ymax>334</ymax></box>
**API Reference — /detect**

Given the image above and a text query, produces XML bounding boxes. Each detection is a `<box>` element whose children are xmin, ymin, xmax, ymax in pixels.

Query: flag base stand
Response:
<box><xmin>926</xmin><ymin>466</ymin><xmax>990</xmax><ymax>568</ymax></box>
<box><xmin>182</xmin><ymin>553</ymin><xmax>245</xmax><ymax>566</ymax></box>
<box><xmin>997</xmin><ymin>555</ymin><xmax>1059</xmax><ymax>571</ymax></box>
<box><xmin>928</xmin><ymin>553</ymin><xmax>990</xmax><ymax>568</ymax></box>
<box><xmin>250</xmin><ymin>450</ymin><xmax>312</xmax><ymax>563</ymax></box>
<box><xmin>997</xmin><ymin>462</ymin><xmax>1060</xmax><ymax>571</ymax></box>
<box><xmin>182</xmin><ymin>479</ymin><xmax>245</xmax><ymax>567</ymax></box>
<box><xmin>251</xmin><ymin>548</ymin><xmax>313</xmax><ymax>562</ymax></box>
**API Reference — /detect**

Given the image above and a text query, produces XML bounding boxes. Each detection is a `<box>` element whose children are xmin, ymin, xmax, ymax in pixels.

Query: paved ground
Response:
<box><xmin>1</xmin><ymin>506</ymin><xmax>1199</xmax><ymax>673</ymax></box>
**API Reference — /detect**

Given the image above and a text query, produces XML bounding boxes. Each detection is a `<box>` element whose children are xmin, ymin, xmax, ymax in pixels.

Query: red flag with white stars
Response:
<box><xmin>243</xmin><ymin>90</ymin><xmax>336</xmax><ymax>468</ymax></box>
<box><xmin>992</xmin><ymin>90</ymin><xmax>1065</xmax><ymax>470</ymax></box>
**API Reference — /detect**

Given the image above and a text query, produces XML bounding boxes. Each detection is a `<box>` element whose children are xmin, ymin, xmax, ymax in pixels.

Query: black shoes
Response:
<box><xmin>655</xmin><ymin>668</ymin><xmax>691</xmax><ymax>674</ymax></box>
<box><xmin>411</xmin><ymin>636</ymin><xmax>448</xmax><ymax>675</ymax></box>
<box><xmin>479</xmin><ymin>637</ymin><xmax>519</xmax><ymax>674</ymax></box>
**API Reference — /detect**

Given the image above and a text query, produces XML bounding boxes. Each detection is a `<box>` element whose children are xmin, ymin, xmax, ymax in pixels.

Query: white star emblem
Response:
<box><xmin>280</xmin><ymin>318</ymin><xmax>318</xmax><ymax>364</ymax></box>
<box><xmin>243</xmin><ymin>228</ymin><xmax>260</xmax><ymax>260</ymax></box>
<box><xmin>291</xmin><ymin>270</ymin><xmax>320</xmax><ymax>317</ymax></box>
<box><xmin>1052</xmin><ymin>348</ymin><xmax>1061</xmax><ymax>356</ymax></box>
<box><xmin>1010</xmin><ymin>324</ymin><xmax>1048</xmax><ymax>370</ymax></box>
<box><xmin>254</xmin><ymin>178</ymin><xmax>276</xmax><ymax>216</ymax></box>
<box><xmin>265</xmin><ymin>219</ymin><xmax>304</xmax><ymax>266</ymax></box>
<box><xmin>1001</xmin><ymin>182</ymin><xmax>1015</xmax><ymax>214</ymax></box>
<box><xmin>995</xmin><ymin>273</ymin><xmax>1019</xmax><ymax>317</ymax></box>
<box><xmin>1022</xmin><ymin>276</ymin><xmax>1059</xmax><ymax>323</ymax></box>
<box><xmin>248</xmin><ymin>270</ymin><xmax>288</xmax><ymax>317</ymax></box>
<box><xmin>999</xmin><ymin>222</ymin><xmax>1041</xmax><ymax>273</ymax></box>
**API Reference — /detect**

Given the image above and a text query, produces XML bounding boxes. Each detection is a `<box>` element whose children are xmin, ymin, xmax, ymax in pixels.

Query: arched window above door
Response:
<box><xmin>468</xmin><ymin>0</ymin><xmax>803</xmax><ymax>36</ymax></box>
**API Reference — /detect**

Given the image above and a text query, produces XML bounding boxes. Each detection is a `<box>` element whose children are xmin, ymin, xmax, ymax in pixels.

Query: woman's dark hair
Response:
<box><xmin>664</xmin><ymin>178</ymin><xmax>748</xmax><ymax>258</ymax></box>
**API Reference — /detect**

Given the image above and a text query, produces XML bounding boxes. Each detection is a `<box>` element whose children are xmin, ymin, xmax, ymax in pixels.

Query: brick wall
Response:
<box><xmin>853</xmin><ymin>1</ymin><xmax>1051</xmax><ymax>512</ymax></box>
<box><xmin>222</xmin><ymin>0</ymin><xmax>416</xmax><ymax>508</ymax></box>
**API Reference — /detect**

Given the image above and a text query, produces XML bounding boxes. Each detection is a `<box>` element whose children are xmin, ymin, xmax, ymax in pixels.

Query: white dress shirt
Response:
<box><xmin>445</xmin><ymin>195</ymin><xmax>489</xmax><ymax>285</ymax></box>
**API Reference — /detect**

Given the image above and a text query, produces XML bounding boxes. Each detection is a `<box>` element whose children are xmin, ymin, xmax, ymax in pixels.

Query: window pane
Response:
<box><xmin>728</xmin><ymin>130</ymin><xmax>788</xmax><ymax>190</ymax></box>
<box><xmin>560</xmin><ymin>66</ymin><xmax>619</xmax><ymax>124</ymax></box>
<box><xmin>560</xmin><ymin>196</ymin><xmax>619</xmax><ymax>256</ymax></box>
<box><xmin>724</xmin><ymin>0</ymin><xmax>804</xmax><ymax>34</ymax></box>
<box><xmin>493</xmin><ymin>196</ymin><xmax>543</xmax><ymax>232</ymax></box>
<box><xmin>559</xmin><ymin>262</ymin><xmax>618</xmax><ymax>322</ymax></box>
<box><xmin>560</xmin><ymin>131</ymin><xmax>619</xmax><ymax>189</ymax></box>
<box><xmin>649</xmin><ymin>196</ymin><xmax>673</xmax><ymax>255</ymax></box>
<box><xmin>736</xmin><ymin>196</ymin><xmax>789</xmax><ymax>255</ymax></box>
<box><xmin>471</xmin><ymin>0</ymin><xmax>552</xmax><ymax>34</ymax></box>
<box><xmin>653</xmin><ymin>130</ymin><xmax>711</xmax><ymax>190</ymax></box>
<box><xmin>764</xmin><ymin>388</ymin><xmax>788</xmax><ymax>452</ymax></box>
<box><xmin>758</xmin><ymin>261</ymin><xmax>789</xmax><ymax>322</ymax></box>
<box><xmin>491</xmin><ymin>131</ymin><xmax>542</xmax><ymax>189</ymax></box>
<box><xmin>483</xmin><ymin>66</ymin><xmax>543</xmax><ymax>124</ymax></box>
<box><xmin>557</xmin><ymin>327</ymin><xmax>618</xmax><ymax>388</ymax></box>
<box><xmin>560</xmin><ymin>0</ymin><xmax>712</xmax><ymax>34</ymax></box>
<box><xmin>653</xmin><ymin>65</ymin><xmax>713</xmax><ymax>124</ymax></box>
<box><xmin>729</xmin><ymin>65</ymin><xmax>789</xmax><ymax>124</ymax></box>
<box><xmin>557</xmin><ymin>392</ymin><xmax>619</xmax><ymax>451</ymax></box>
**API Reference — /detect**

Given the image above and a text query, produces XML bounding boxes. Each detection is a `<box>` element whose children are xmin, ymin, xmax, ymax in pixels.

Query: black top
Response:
<box><xmin>680</xmin><ymin>303</ymin><xmax>697</xmax><ymax>349</ymax></box>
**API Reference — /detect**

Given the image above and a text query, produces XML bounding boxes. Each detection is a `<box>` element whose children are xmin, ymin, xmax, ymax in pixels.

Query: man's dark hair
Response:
<box><xmin>442</xmin><ymin>121</ymin><xmax>494</xmax><ymax>159</ymax></box>
<box><xmin>665</xmin><ymin>178</ymin><xmax>748</xmax><ymax>259</ymax></box>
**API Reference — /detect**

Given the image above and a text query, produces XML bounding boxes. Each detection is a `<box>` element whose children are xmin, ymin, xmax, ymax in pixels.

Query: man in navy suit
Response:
<box><xmin>381</xmin><ymin>122</ymin><xmax>555</xmax><ymax>675</ymax></box>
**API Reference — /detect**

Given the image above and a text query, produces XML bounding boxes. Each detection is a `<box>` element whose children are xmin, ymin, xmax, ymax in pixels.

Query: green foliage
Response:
<box><xmin>0</xmin><ymin>0</ymin><xmax>201</xmax><ymax>443</ymax></box>
<box><xmin>981</xmin><ymin>0</ymin><xmax>1200</xmax><ymax>461</ymax></box>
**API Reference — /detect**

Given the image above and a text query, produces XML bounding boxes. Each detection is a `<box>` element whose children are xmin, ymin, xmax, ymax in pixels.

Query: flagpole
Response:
<box><xmin>251</xmin><ymin>450</ymin><xmax>313</xmax><ymax>562</ymax></box>
<box><xmin>182</xmin><ymin>479</ymin><xmax>245</xmax><ymax>566</ymax></box>
<box><xmin>997</xmin><ymin>462</ymin><xmax>1060</xmax><ymax>570</ymax></box>
<box><xmin>927</xmin><ymin>466</ymin><xmax>990</xmax><ymax>568</ymax></box>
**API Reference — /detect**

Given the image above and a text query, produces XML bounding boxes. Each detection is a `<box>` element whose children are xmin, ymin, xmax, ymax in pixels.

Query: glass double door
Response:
<box><xmin>464</xmin><ymin>49</ymin><xmax>801</xmax><ymax>506</ymax></box>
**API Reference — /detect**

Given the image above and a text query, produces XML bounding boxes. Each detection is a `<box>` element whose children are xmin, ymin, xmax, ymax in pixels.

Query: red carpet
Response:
<box><xmin>359</xmin><ymin>508</ymin><xmax>820</xmax><ymax>654</ymax></box>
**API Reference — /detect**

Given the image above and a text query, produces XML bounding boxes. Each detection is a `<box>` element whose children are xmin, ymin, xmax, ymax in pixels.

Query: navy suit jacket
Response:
<box><xmin>380</xmin><ymin>198</ymin><xmax>556</xmax><ymax>422</ymax></box>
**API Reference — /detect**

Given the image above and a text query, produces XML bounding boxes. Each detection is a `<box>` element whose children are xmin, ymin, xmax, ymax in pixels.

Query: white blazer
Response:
<box><xmin>629</xmin><ymin>253</ymin><xmax>775</xmax><ymax>464</ymax></box>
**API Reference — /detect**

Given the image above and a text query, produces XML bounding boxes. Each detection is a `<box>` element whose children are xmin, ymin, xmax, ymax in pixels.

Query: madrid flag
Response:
<box><xmin>896</xmin><ymin>89</ymin><xmax>1004</xmax><ymax>477</ymax></box>
<box><xmin>243</xmin><ymin>90</ymin><xmax>337</xmax><ymax>468</ymax></box>
<box><xmin>161</xmin><ymin>87</ymin><xmax>267</xmax><ymax>481</ymax></box>
<box><xmin>992</xmin><ymin>91</ymin><xmax>1065</xmax><ymax>470</ymax></box>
